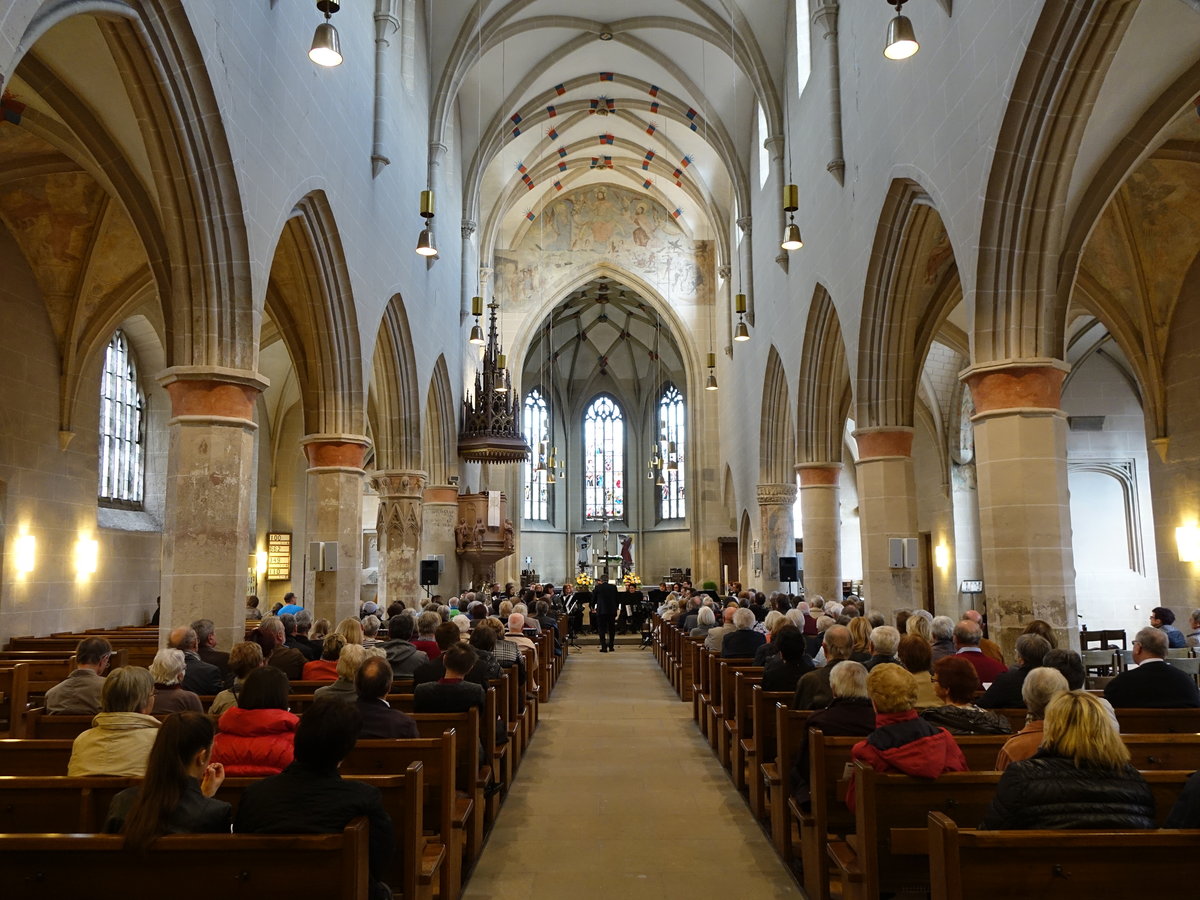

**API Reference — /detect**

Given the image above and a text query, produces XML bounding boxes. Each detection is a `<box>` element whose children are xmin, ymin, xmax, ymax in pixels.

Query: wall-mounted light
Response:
<box><xmin>75</xmin><ymin>537</ymin><xmax>99</xmax><ymax>578</ymax></box>
<box><xmin>781</xmin><ymin>183</ymin><xmax>803</xmax><ymax>250</ymax></box>
<box><xmin>256</xmin><ymin>549</ymin><xmax>269</xmax><ymax>574</ymax></box>
<box><xmin>308</xmin><ymin>0</ymin><xmax>343</xmax><ymax>67</ymax></box>
<box><xmin>934</xmin><ymin>542</ymin><xmax>950</xmax><ymax>571</ymax></box>
<box><xmin>1177</xmin><ymin>524</ymin><xmax>1200</xmax><ymax>562</ymax></box>
<box><xmin>884</xmin><ymin>1</ymin><xmax>919</xmax><ymax>60</ymax></box>
<box><xmin>733</xmin><ymin>293</ymin><xmax>751</xmax><ymax>342</ymax></box>
<box><xmin>15</xmin><ymin>533</ymin><xmax>36</xmax><ymax>575</ymax></box>
<box><xmin>415</xmin><ymin>190</ymin><xmax>438</xmax><ymax>257</ymax></box>
<box><xmin>705</xmin><ymin>352</ymin><xmax>718</xmax><ymax>391</ymax></box>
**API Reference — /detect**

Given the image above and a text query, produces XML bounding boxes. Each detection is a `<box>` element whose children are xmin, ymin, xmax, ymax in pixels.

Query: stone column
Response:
<box><xmin>300</xmin><ymin>435</ymin><xmax>370</xmax><ymax>626</ymax></box>
<box><xmin>158</xmin><ymin>367</ymin><xmax>269</xmax><ymax>652</ymax></box>
<box><xmin>854</xmin><ymin>427</ymin><xmax>923</xmax><ymax>621</ymax></box>
<box><xmin>373</xmin><ymin>469</ymin><xmax>427</xmax><ymax>609</ymax></box>
<box><xmin>421</xmin><ymin>484</ymin><xmax>460</xmax><ymax>596</ymax></box>
<box><xmin>757</xmin><ymin>483</ymin><xmax>798</xmax><ymax>593</ymax></box>
<box><xmin>796</xmin><ymin>463</ymin><xmax>842</xmax><ymax>602</ymax></box>
<box><xmin>964</xmin><ymin>361</ymin><xmax>1077</xmax><ymax>656</ymax></box>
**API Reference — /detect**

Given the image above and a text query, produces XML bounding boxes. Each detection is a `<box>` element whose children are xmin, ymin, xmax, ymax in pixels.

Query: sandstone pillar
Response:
<box><xmin>964</xmin><ymin>361</ymin><xmax>1077</xmax><ymax>656</ymax></box>
<box><xmin>301</xmin><ymin>435</ymin><xmax>370</xmax><ymax>626</ymax></box>
<box><xmin>373</xmin><ymin>470</ymin><xmax>427</xmax><ymax>609</ymax></box>
<box><xmin>158</xmin><ymin>367</ymin><xmax>268</xmax><ymax>652</ymax></box>
<box><xmin>796</xmin><ymin>463</ymin><xmax>842</xmax><ymax>602</ymax></box>
<box><xmin>757</xmin><ymin>483</ymin><xmax>798</xmax><ymax>593</ymax></box>
<box><xmin>421</xmin><ymin>484</ymin><xmax>460</xmax><ymax>596</ymax></box>
<box><xmin>854</xmin><ymin>427</ymin><xmax>923</xmax><ymax>621</ymax></box>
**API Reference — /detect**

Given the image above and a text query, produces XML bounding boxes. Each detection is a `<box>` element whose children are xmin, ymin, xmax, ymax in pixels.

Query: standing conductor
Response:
<box><xmin>593</xmin><ymin>573</ymin><xmax>619</xmax><ymax>653</ymax></box>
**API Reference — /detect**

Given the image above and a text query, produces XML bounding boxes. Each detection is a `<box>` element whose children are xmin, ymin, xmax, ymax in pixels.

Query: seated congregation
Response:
<box><xmin>0</xmin><ymin>590</ymin><xmax>568</xmax><ymax>899</ymax></box>
<box><xmin>655</xmin><ymin>591</ymin><xmax>1200</xmax><ymax>898</ymax></box>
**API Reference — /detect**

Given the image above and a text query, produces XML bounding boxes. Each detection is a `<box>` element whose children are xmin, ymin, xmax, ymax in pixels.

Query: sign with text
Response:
<box><xmin>267</xmin><ymin>532</ymin><xmax>291</xmax><ymax>581</ymax></box>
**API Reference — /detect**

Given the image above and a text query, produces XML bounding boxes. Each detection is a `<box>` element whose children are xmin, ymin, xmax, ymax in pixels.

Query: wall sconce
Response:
<box><xmin>415</xmin><ymin>190</ymin><xmax>437</xmax><ymax>257</ymax></box>
<box><xmin>934</xmin><ymin>543</ymin><xmax>950</xmax><ymax>571</ymax></box>
<box><xmin>15</xmin><ymin>533</ymin><xmax>35</xmax><ymax>575</ymax></box>
<box><xmin>75</xmin><ymin>537</ymin><xmax>99</xmax><ymax>578</ymax></box>
<box><xmin>1177</xmin><ymin>524</ymin><xmax>1200</xmax><ymax>563</ymax></box>
<box><xmin>308</xmin><ymin>0</ymin><xmax>343</xmax><ymax>67</ymax></box>
<box><xmin>256</xmin><ymin>549</ymin><xmax>269</xmax><ymax>574</ymax></box>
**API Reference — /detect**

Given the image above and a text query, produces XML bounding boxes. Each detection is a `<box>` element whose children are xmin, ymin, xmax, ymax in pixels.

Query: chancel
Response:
<box><xmin>1</xmin><ymin>1</ymin><xmax>1200</xmax><ymax>896</ymax></box>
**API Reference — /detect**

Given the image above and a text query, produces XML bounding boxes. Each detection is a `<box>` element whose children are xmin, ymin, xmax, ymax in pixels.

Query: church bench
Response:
<box><xmin>341</xmin><ymin>730</ymin><xmax>463</xmax><ymax>900</ymax></box>
<box><xmin>679</xmin><ymin>634</ymin><xmax>703</xmax><ymax>703</ymax></box>
<box><xmin>0</xmin><ymin>818</ymin><xmax>373</xmax><ymax>900</ymax></box>
<box><xmin>692</xmin><ymin>646</ymin><xmax>712</xmax><ymax>733</ymax></box>
<box><xmin>0</xmin><ymin>768</ymin><xmax>438</xmax><ymax>900</ymax></box>
<box><xmin>0</xmin><ymin>739</ymin><xmax>73</xmax><ymax>774</ymax></box>
<box><xmin>410</xmin><ymin>708</ymin><xmax>491</xmax><ymax>866</ymax></box>
<box><xmin>926</xmin><ymin>812</ymin><xmax>1200</xmax><ymax>900</ymax></box>
<box><xmin>746</xmin><ymin>687</ymin><xmax>792</xmax><ymax>819</ymax></box>
<box><xmin>705</xmin><ymin>655</ymin><xmax>754</xmax><ymax>752</ymax></box>
<box><xmin>0</xmin><ymin>664</ymin><xmax>30</xmax><ymax>738</ymax></box>
<box><xmin>1114</xmin><ymin>707</ymin><xmax>1200</xmax><ymax>733</ymax></box>
<box><xmin>722</xmin><ymin>667</ymin><xmax>763</xmax><ymax>780</ymax></box>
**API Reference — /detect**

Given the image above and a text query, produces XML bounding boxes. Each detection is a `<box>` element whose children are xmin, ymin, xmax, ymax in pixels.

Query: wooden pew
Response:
<box><xmin>341</xmin><ymin>731</ymin><xmax>462</xmax><ymax>900</ymax></box>
<box><xmin>926</xmin><ymin>811</ymin><xmax>1200</xmax><ymax>900</ymax></box>
<box><xmin>746</xmin><ymin>687</ymin><xmax>791</xmax><ymax>820</ymax></box>
<box><xmin>0</xmin><ymin>818</ymin><xmax>373</xmax><ymax>900</ymax></box>
<box><xmin>679</xmin><ymin>635</ymin><xmax>702</xmax><ymax>703</ymax></box>
<box><xmin>0</xmin><ymin>739</ymin><xmax>73</xmax><ymax>774</ymax></box>
<box><xmin>693</xmin><ymin>646</ymin><xmax>712</xmax><ymax>733</ymax></box>
<box><xmin>831</xmin><ymin>764</ymin><xmax>1193</xmax><ymax>900</ymax></box>
<box><xmin>1115</xmin><ymin>707</ymin><xmax>1200</xmax><ymax>733</ymax></box>
<box><xmin>0</xmin><ymin>664</ymin><xmax>30</xmax><ymax>738</ymax></box>
<box><xmin>723</xmin><ymin>667</ymin><xmax>763</xmax><ymax>780</ymax></box>
<box><xmin>410</xmin><ymin>709</ymin><xmax>489</xmax><ymax>867</ymax></box>
<box><xmin>705</xmin><ymin>655</ymin><xmax>754</xmax><ymax>752</ymax></box>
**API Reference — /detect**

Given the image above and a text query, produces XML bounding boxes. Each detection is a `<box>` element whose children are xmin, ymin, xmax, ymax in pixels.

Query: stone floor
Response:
<box><xmin>461</xmin><ymin>644</ymin><xmax>804</xmax><ymax>899</ymax></box>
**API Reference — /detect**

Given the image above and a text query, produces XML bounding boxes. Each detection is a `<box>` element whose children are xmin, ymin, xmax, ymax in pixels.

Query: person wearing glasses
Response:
<box><xmin>46</xmin><ymin>636</ymin><xmax>112</xmax><ymax>715</ymax></box>
<box><xmin>1103</xmin><ymin>627</ymin><xmax>1200</xmax><ymax>709</ymax></box>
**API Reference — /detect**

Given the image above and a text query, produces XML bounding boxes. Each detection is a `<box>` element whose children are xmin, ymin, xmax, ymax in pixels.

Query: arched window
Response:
<box><xmin>658</xmin><ymin>384</ymin><xmax>686</xmax><ymax>519</ymax></box>
<box><xmin>99</xmin><ymin>330</ymin><xmax>145</xmax><ymax>507</ymax></box>
<box><xmin>523</xmin><ymin>388</ymin><xmax>550</xmax><ymax>521</ymax></box>
<box><xmin>584</xmin><ymin>394</ymin><xmax>624</xmax><ymax>520</ymax></box>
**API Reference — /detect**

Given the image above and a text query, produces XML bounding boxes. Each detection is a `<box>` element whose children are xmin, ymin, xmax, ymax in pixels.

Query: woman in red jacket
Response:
<box><xmin>212</xmin><ymin>666</ymin><xmax>298</xmax><ymax>776</ymax></box>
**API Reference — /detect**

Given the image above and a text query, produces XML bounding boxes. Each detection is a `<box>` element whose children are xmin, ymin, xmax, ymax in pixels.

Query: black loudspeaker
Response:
<box><xmin>419</xmin><ymin>560</ymin><xmax>440</xmax><ymax>586</ymax></box>
<box><xmin>779</xmin><ymin>556</ymin><xmax>798</xmax><ymax>581</ymax></box>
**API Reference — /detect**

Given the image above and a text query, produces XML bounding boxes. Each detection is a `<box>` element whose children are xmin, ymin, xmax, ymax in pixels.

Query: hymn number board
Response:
<box><xmin>267</xmin><ymin>532</ymin><xmax>291</xmax><ymax>581</ymax></box>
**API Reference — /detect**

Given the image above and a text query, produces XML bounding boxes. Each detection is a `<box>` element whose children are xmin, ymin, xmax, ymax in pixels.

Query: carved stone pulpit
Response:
<box><xmin>454</xmin><ymin>492</ymin><xmax>515</xmax><ymax>586</ymax></box>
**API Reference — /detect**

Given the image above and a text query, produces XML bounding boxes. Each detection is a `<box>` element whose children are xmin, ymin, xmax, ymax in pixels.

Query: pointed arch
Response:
<box><xmin>263</xmin><ymin>190</ymin><xmax>363</xmax><ymax>436</ymax></box>
<box><xmin>759</xmin><ymin>346</ymin><xmax>794</xmax><ymax>484</ymax></box>
<box><xmin>797</xmin><ymin>284</ymin><xmax>851</xmax><ymax>465</ymax></box>
<box><xmin>974</xmin><ymin>0</ymin><xmax>1138</xmax><ymax>365</ymax></box>
<box><xmin>370</xmin><ymin>295</ymin><xmax>422</xmax><ymax>471</ymax></box>
<box><xmin>423</xmin><ymin>355</ymin><xmax>455</xmax><ymax>486</ymax></box>
<box><xmin>857</xmin><ymin>179</ymin><xmax>962</xmax><ymax>429</ymax></box>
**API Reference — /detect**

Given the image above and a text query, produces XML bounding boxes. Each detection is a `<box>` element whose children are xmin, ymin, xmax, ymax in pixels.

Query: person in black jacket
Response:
<box><xmin>592</xmin><ymin>574</ymin><xmax>619</xmax><ymax>652</ymax></box>
<box><xmin>1103</xmin><ymin>627</ymin><xmax>1200</xmax><ymax>709</ymax></box>
<box><xmin>355</xmin><ymin>657</ymin><xmax>418</xmax><ymax>739</ymax></box>
<box><xmin>761</xmin><ymin>626</ymin><xmax>815</xmax><ymax>692</ymax></box>
<box><xmin>977</xmin><ymin>633</ymin><xmax>1051</xmax><ymax>709</ymax></box>
<box><xmin>721</xmin><ymin>607</ymin><xmax>765</xmax><ymax>658</ymax></box>
<box><xmin>982</xmin><ymin>690</ymin><xmax>1154</xmax><ymax>830</ymax></box>
<box><xmin>236</xmin><ymin>701</ymin><xmax>394</xmax><ymax>900</ymax></box>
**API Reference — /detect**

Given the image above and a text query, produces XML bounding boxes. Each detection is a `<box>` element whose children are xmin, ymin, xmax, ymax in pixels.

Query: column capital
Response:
<box><xmin>717</xmin><ymin>264</ymin><xmax>732</xmax><ymax>280</ymax></box>
<box><xmin>853</xmin><ymin>426</ymin><xmax>914</xmax><ymax>460</ymax></box>
<box><xmin>795</xmin><ymin>463</ymin><xmax>841</xmax><ymax>486</ymax></box>
<box><xmin>372</xmin><ymin>469</ymin><xmax>428</xmax><ymax>498</ymax></box>
<box><xmin>158</xmin><ymin>367</ymin><xmax>270</xmax><ymax>421</ymax></box>
<box><xmin>736</xmin><ymin>216</ymin><xmax>753</xmax><ymax>234</ymax></box>
<box><xmin>300</xmin><ymin>434</ymin><xmax>372</xmax><ymax>470</ymax></box>
<box><xmin>961</xmin><ymin>359</ymin><xmax>1070</xmax><ymax>414</ymax></box>
<box><xmin>757</xmin><ymin>482</ymin><xmax>798</xmax><ymax>506</ymax></box>
<box><xmin>461</xmin><ymin>220</ymin><xmax>477</xmax><ymax>239</ymax></box>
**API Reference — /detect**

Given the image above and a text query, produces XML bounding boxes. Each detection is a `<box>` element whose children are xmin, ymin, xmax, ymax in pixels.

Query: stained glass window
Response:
<box><xmin>523</xmin><ymin>389</ymin><xmax>550</xmax><ymax>521</ymax></box>
<box><xmin>658</xmin><ymin>384</ymin><xmax>686</xmax><ymax>519</ymax></box>
<box><xmin>584</xmin><ymin>394</ymin><xmax>624</xmax><ymax>520</ymax></box>
<box><xmin>99</xmin><ymin>330</ymin><xmax>145</xmax><ymax>507</ymax></box>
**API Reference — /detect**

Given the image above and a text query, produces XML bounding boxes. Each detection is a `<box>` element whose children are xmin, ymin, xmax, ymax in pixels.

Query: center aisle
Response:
<box><xmin>462</xmin><ymin>645</ymin><xmax>804</xmax><ymax>899</ymax></box>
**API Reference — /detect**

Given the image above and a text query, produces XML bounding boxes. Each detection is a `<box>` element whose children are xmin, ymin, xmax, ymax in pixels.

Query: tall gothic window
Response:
<box><xmin>658</xmin><ymin>384</ymin><xmax>686</xmax><ymax>519</ymax></box>
<box><xmin>583</xmin><ymin>394</ymin><xmax>624</xmax><ymax>520</ymax></box>
<box><xmin>523</xmin><ymin>388</ymin><xmax>550</xmax><ymax>521</ymax></box>
<box><xmin>99</xmin><ymin>330</ymin><xmax>145</xmax><ymax>507</ymax></box>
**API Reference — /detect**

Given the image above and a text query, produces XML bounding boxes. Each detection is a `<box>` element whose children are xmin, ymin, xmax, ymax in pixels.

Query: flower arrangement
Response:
<box><xmin>623</xmin><ymin>572</ymin><xmax>642</xmax><ymax>588</ymax></box>
<box><xmin>575</xmin><ymin>572</ymin><xmax>595</xmax><ymax>589</ymax></box>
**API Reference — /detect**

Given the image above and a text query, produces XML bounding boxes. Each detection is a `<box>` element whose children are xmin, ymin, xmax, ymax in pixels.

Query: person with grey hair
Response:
<box><xmin>168</xmin><ymin>625</ymin><xmax>225</xmax><ymax>695</ymax></box>
<box><xmin>280</xmin><ymin>612</ymin><xmax>318</xmax><ymax>662</ymax></box>
<box><xmin>790</xmin><ymin>661</ymin><xmax>874</xmax><ymax>806</ymax></box>
<box><xmin>257</xmin><ymin>615</ymin><xmax>307</xmax><ymax>681</ymax></box>
<box><xmin>361</xmin><ymin>615</ymin><xmax>382</xmax><ymax>648</ymax></box>
<box><xmin>995</xmin><ymin>667</ymin><xmax>1069</xmax><ymax>770</ymax></box>
<box><xmin>865</xmin><ymin>626</ymin><xmax>901</xmax><ymax>670</ymax></box>
<box><xmin>46</xmin><ymin>636</ymin><xmax>112</xmax><ymax>715</ymax></box>
<box><xmin>722</xmin><ymin>607</ymin><xmax>766</xmax><ymax>658</ymax></box>
<box><xmin>192</xmin><ymin>619</ymin><xmax>231</xmax><ymax>685</ymax></box>
<box><xmin>150</xmin><ymin>648</ymin><xmax>203</xmax><ymax>714</ymax></box>
<box><xmin>1104</xmin><ymin>626</ymin><xmax>1200</xmax><ymax>708</ymax></box>
<box><xmin>1188</xmin><ymin>609</ymin><xmax>1200</xmax><ymax>649</ymax></box>
<box><xmin>704</xmin><ymin>605</ymin><xmax>737</xmax><ymax>652</ymax></box>
<box><xmin>68</xmin><ymin>666</ymin><xmax>160</xmax><ymax>776</ymax></box>
<box><xmin>930</xmin><ymin>616</ymin><xmax>956</xmax><ymax>662</ymax></box>
<box><xmin>866</xmin><ymin>611</ymin><xmax>886</xmax><ymax>628</ymax></box>
<box><xmin>690</xmin><ymin>604</ymin><xmax>717</xmax><ymax>638</ymax></box>
<box><xmin>793</xmin><ymin>624</ymin><xmax>855</xmax><ymax>710</ymax></box>
<box><xmin>979</xmin><ymin>633</ymin><xmax>1052</xmax><ymax>709</ymax></box>
<box><xmin>954</xmin><ymin>619</ymin><xmax>1008</xmax><ymax>685</ymax></box>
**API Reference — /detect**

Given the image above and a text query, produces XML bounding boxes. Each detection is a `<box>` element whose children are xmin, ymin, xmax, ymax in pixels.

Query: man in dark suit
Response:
<box><xmin>721</xmin><ymin>607</ymin><xmax>766</xmax><ymax>658</ymax></box>
<box><xmin>168</xmin><ymin>625</ymin><xmax>224</xmax><ymax>695</ymax></box>
<box><xmin>355</xmin><ymin>656</ymin><xmax>418</xmax><ymax>739</ymax></box>
<box><xmin>977</xmin><ymin>634</ymin><xmax>1051</xmax><ymax>709</ymax></box>
<box><xmin>414</xmin><ymin>644</ymin><xmax>486</xmax><ymax>715</ymax></box>
<box><xmin>1105</xmin><ymin>627</ymin><xmax>1200</xmax><ymax>708</ymax></box>
<box><xmin>192</xmin><ymin>618</ymin><xmax>231</xmax><ymax>688</ymax></box>
<box><xmin>592</xmin><ymin>573</ymin><xmax>619</xmax><ymax>652</ymax></box>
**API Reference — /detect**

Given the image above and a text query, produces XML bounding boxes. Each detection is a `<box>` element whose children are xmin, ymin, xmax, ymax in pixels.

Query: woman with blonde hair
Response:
<box><xmin>754</xmin><ymin>610</ymin><xmax>789</xmax><ymax>665</ymax></box>
<box><xmin>334</xmin><ymin>616</ymin><xmax>364</xmax><ymax>646</ymax></box>
<box><xmin>982</xmin><ymin>690</ymin><xmax>1154</xmax><ymax>829</ymax></box>
<box><xmin>905</xmin><ymin>612</ymin><xmax>933</xmax><ymax>643</ymax></box>
<box><xmin>847</xmin><ymin>616</ymin><xmax>873</xmax><ymax>663</ymax></box>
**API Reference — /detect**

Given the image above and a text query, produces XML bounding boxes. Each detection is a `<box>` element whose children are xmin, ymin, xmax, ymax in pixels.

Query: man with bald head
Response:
<box><xmin>963</xmin><ymin>609</ymin><xmax>1005</xmax><ymax>663</ymax></box>
<box><xmin>167</xmin><ymin>625</ymin><xmax>224</xmax><ymax>695</ymax></box>
<box><xmin>1104</xmin><ymin>626</ymin><xmax>1200</xmax><ymax>709</ymax></box>
<box><xmin>792</xmin><ymin>624</ymin><xmax>854</xmax><ymax>710</ymax></box>
<box><xmin>954</xmin><ymin>619</ymin><xmax>1007</xmax><ymax>686</ymax></box>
